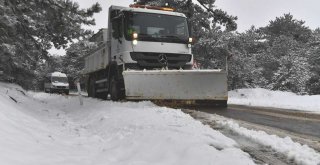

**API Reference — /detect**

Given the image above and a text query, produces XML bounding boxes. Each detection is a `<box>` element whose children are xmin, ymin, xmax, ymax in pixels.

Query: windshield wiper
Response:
<box><xmin>139</xmin><ymin>33</ymin><xmax>154</xmax><ymax>39</ymax></box>
<box><xmin>162</xmin><ymin>35</ymin><xmax>188</xmax><ymax>42</ymax></box>
<box><xmin>163</xmin><ymin>35</ymin><xmax>180</xmax><ymax>39</ymax></box>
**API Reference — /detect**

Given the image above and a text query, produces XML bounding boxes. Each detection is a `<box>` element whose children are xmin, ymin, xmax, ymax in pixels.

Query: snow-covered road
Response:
<box><xmin>184</xmin><ymin>109</ymin><xmax>320</xmax><ymax>165</ymax></box>
<box><xmin>0</xmin><ymin>83</ymin><xmax>254</xmax><ymax>165</ymax></box>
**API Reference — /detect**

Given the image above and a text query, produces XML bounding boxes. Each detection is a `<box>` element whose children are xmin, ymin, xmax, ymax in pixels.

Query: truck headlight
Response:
<box><xmin>133</xmin><ymin>39</ymin><xmax>138</xmax><ymax>45</ymax></box>
<box><xmin>133</xmin><ymin>32</ymin><xmax>138</xmax><ymax>39</ymax></box>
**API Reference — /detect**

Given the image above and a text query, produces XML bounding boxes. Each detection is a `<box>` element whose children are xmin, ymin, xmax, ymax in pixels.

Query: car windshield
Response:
<box><xmin>124</xmin><ymin>12</ymin><xmax>189</xmax><ymax>43</ymax></box>
<box><xmin>51</xmin><ymin>77</ymin><xmax>68</xmax><ymax>83</ymax></box>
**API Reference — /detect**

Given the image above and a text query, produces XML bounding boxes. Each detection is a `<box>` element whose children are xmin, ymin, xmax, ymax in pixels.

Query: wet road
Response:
<box><xmin>187</xmin><ymin>104</ymin><xmax>320</xmax><ymax>139</ymax></box>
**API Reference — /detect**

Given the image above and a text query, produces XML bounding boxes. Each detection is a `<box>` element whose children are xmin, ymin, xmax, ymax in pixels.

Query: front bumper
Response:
<box><xmin>50</xmin><ymin>87</ymin><xmax>69</xmax><ymax>93</ymax></box>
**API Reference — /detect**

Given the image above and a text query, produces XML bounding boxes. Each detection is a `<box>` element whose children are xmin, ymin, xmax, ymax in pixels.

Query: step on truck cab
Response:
<box><xmin>83</xmin><ymin>4</ymin><xmax>228</xmax><ymax>106</ymax></box>
<box><xmin>44</xmin><ymin>72</ymin><xmax>69</xmax><ymax>95</ymax></box>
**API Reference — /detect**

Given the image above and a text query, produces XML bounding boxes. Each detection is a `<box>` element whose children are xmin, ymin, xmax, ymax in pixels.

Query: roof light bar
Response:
<box><xmin>129</xmin><ymin>4</ymin><xmax>175</xmax><ymax>12</ymax></box>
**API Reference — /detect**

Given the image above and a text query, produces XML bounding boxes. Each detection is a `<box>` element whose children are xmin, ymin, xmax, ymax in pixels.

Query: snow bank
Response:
<box><xmin>0</xmin><ymin>82</ymin><xmax>254</xmax><ymax>165</ymax></box>
<box><xmin>229</xmin><ymin>88</ymin><xmax>320</xmax><ymax>113</ymax></box>
<box><xmin>213</xmin><ymin>116</ymin><xmax>320</xmax><ymax>165</ymax></box>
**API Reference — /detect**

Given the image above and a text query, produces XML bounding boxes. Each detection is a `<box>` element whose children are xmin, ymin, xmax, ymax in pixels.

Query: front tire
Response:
<box><xmin>88</xmin><ymin>77</ymin><xmax>96</xmax><ymax>98</ymax></box>
<box><xmin>108</xmin><ymin>64</ymin><xmax>125</xmax><ymax>101</ymax></box>
<box><xmin>217</xmin><ymin>100</ymin><xmax>228</xmax><ymax>108</ymax></box>
<box><xmin>110</xmin><ymin>76</ymin><xmax>120</xmax><ymax>101</ymax></box>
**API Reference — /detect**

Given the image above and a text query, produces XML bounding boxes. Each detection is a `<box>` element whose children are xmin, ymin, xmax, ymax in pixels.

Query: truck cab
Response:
<box><xmin>109</xmin><ymin>5</ymin><xmax>193</xmax><ymax>70</ymax></box>
<box><xmin>44</xmin><ymin>72</ymin><xmax>69</xmax><ymax>95</ymax></box>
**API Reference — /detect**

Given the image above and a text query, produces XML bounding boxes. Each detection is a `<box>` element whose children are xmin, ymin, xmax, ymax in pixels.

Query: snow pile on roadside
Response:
<box><xmin>0</xmin><ymin>82</ymin><xmax>254</xmax><ymax>165</ymax></box>
<box><xmin>213</xmin><ymin>116</ymin><xmax>320</xmax><ymax>165</ymax></box>
<box><xmin>229</xmin><ymin>88</ymin><xmax>320</xmax><ymax>113</ymax></box>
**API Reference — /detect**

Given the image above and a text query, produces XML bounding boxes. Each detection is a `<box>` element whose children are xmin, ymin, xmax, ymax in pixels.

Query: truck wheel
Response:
<box><xmin>183</xmin><ymin>64</ymin><xmax>193</xmax><ymax>70</ymax></box>
<box><xmin>110</xmin><ymin>76</ymin><xmax>120</xmax><ymax>101</ymax></box>
<box><xmin>88</xmin><ymin>77</ymin><xmax>96</xmax><ymax>98</ymax></box>
<box><xmin>109</xmin><ymin>77</ymin><xmax>125</xmax><ymax>101</ymax></box>
<box><xmin>44</xmin><ymin>88</ymin><xmax>48</xmax><ymax>93</ymax></box>
<box><xmin>218</xmin><ymin>100</ymin><xmax>228</xmax><ymax>108</ymax></box>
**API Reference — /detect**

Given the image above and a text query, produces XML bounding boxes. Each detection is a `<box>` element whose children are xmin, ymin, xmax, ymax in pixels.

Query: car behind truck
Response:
<box><xmin>44</xmin><ymin>72</ymin><xmax>69</xmax><ymax>95</ymax></box>
<box><xmin>82</xmin><ymin>4</ymin><xmax>228</xmax><ymax>106</ymax></box>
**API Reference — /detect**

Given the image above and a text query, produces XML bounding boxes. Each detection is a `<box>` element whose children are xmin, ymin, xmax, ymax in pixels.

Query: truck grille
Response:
<box><xmin>130</xmin><ymin>52</ymin><xmax>192</xmax><ymax>69</ymax></box>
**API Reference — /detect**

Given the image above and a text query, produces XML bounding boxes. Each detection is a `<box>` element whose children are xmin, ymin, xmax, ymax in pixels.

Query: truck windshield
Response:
<box><xmin>124</xmin><ymin>12</ymin><xmax>189</xmax><ymax>43</ymax></box>
<box><xmin>51</xmin><ymin>77</ymin><xmax>68</xmax><ymax>83</ymax></box>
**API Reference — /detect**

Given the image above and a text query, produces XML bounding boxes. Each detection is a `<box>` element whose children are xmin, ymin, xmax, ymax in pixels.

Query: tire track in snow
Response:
<box><xmin>183</xmin><ymin>109</ymin><xmax>320</xmax><ymax>165</ymax></box>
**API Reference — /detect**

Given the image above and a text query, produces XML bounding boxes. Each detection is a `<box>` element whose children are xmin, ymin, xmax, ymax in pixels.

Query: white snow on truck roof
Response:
<box><xmin>50</xmin><ymin>72</ymin><xmax>67</xmax><ymax>77</ymax></box>
<box><xmin>110</xmin><ymin>5</ymin><xmax>186</xmax><ymax>17</ymax></box>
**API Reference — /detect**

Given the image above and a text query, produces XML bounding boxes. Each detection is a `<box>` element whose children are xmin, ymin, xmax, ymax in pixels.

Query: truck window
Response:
<box><xmin>147</xmin><ymin>27</ymin><xmax>165</xmax><ymax>36</ymax></box>
<box><xmin>176</xmin><ymin>22</ymin><xmax>187</xmax><ymax>36</ymax></box>
<box><xmin>51</xmin><ymin>77</ymin><xmax>68</xmax><ymax>83</ymax></box>
<box><xmin>124</xmin><ymin>12</ymin><xmax>189</xmax><ymax>43</ymax></box>
<box><xmin>112</xmin><ymin>19</ymin><xmax>119</xmax><ymax>39</ymax></box>
<box><xmin>112</xmin><ymin>13</ymin><xmax>123</xmax><ymax>39</ymax></box>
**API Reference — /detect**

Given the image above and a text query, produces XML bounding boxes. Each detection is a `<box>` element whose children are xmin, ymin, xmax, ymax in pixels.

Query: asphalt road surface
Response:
<box><xmin>189</xmin><ymin>104</ymin><xmax>320</xmax><ymax>138</ymax></box>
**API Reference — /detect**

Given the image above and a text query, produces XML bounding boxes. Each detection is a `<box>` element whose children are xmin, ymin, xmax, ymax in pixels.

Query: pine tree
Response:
<box><xmin>257</xmin><ymin>14</ymin><xmax>312</xmax><ymax>93</ymax></box>
<box><xmin>306</xmin><ymin>29</ymin><xmax>320</xmax><ymax>94</ymax></box>
<box><xmin>0</xmin><ymin>0</ymin><xmax>101</xmax><ymax>89</ymax></box>
<box><xmin>260</xmin><ymin>13</ymin><xmax>312</xmax><ymax>43</ymax></box>
<box><xmin>62</xmin><ymin>40</ymin><xmax>97</xmax><ymax>83</ymax></box>
<box><xmin>227</xmin><ymin>27</ymin><xmax>267</xmax><ymax>89</ymax></box>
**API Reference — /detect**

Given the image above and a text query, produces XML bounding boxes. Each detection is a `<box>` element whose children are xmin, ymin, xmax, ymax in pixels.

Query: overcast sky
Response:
<box><xmin>50</xmin><ymin>0</ymin><xmax>320</xmax><ymax>55</ymax></box>
<box><xmin>215</xmin><ymin>0</ymin><xmax>320</xmax><ymax>32</ymax></box>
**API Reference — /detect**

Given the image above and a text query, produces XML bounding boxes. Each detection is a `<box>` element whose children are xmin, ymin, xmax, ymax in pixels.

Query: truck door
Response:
<box><xmin>110</xmin><ymin>11</ymin><xmax>124</xmax><ymax>64</ymax></box>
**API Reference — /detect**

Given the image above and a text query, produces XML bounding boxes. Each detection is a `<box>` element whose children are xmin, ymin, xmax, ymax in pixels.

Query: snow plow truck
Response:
<box><xmin>82</xmin><ymin>4</ymin><xmax>228</xmax><ymax>107</ymax></box>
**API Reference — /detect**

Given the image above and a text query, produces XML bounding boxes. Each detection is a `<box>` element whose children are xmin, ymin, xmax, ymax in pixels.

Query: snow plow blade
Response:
<box><xmin>122</xmin><ymin>70</ymin><xmax>228</xmax><ymax>105</ymax></box>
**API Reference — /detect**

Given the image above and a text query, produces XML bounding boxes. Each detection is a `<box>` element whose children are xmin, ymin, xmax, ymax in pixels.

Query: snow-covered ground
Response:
<box><xmin>0</xmin><ymin>82</ymin><xmax>254</xmax><ymax>165</ymax></box>
<box><xmin>229</xmin><ymin>88</ymin><xmax>320</xmax><ymax>113</ymax></box>
<box><xmin>2</xmin><ymin>82</ymin><xmax>320</xmax><ymax>165</ymax></box>
<box><xmin>214</xmin><ymin>115</ymin><xmax>320</xmax><ymax>165</ymax></box>
<box><xmin>188</xmin><ymin>111</ymin><xmax>320</xmax><ymax>165</ymax></box>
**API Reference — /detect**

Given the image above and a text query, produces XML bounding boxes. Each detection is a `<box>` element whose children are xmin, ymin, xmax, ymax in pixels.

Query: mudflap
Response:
<box><xmin>122</xmin><ymin>69</ymin><xmax>228</xmax><ymax>105</ymax></box>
